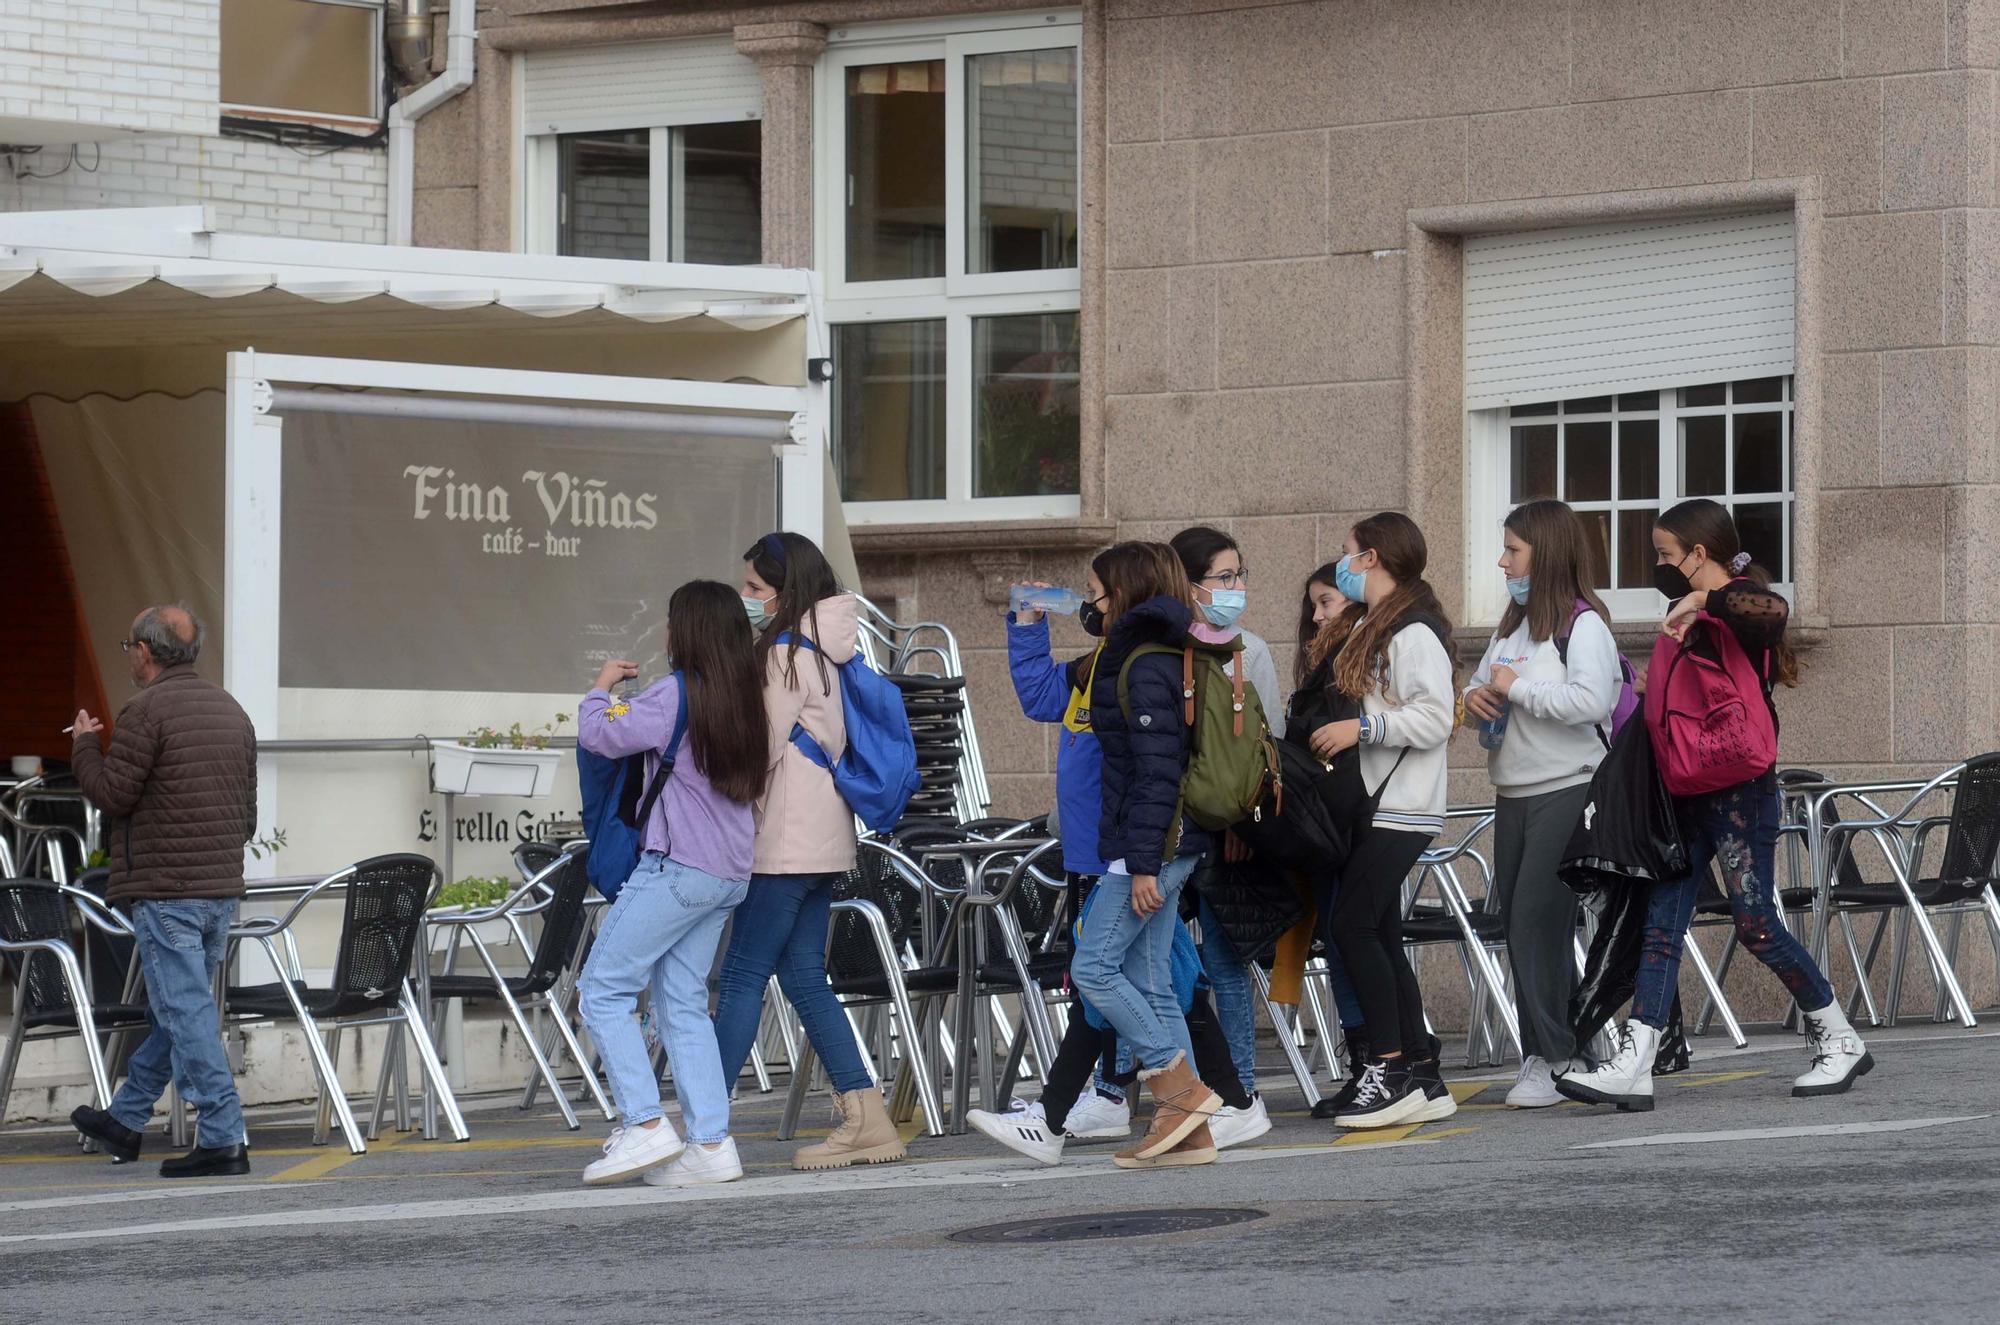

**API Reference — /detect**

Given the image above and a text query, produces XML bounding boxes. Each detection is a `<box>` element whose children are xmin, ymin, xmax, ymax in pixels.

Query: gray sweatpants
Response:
<box><xmin>1491</xmin><ymin>783</ymin><xmax>1592</xmax><ymax>1064</ymax></box>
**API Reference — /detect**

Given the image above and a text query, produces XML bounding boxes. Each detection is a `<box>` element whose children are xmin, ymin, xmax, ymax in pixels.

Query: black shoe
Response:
<box><xmin>1407</xmin><ymin>1040</ymin><xmax>1457</xmax><ymax>1122</ymax></box>
<box><xmin>70</xmin><ymin>1106</ymin><xmax>143</xmax><ymax>1164</ymax></box>
<box><xmin>1312</xmin><ymin>1032</ymin><xmax>1372</xmax><ymax>1120</ymax></box>
<box><xmin>160</xmin><ymin>1143</ymin><xmax>250</xmax><ymax>1179</ymax></box>
<box><xmin>1334</xmin><ymin>1059</ymin><xmax>1427</xmax><ymax>1129</ymax></box>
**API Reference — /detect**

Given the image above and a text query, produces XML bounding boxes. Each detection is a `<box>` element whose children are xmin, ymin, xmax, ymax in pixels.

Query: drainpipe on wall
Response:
<box><xmin>387</xmin><ymin>0</ymin><xmax>476</xmax><ymax>246</ymax></box>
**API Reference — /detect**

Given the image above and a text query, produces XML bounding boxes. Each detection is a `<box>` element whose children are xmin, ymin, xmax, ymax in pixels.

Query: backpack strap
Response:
<box><xmin>1553</xmin><ymin>598</ymin><xmax>1593</xmax><ymax>666</ymax></box>
<box><xmin>776</xmin><ymin>630</ymin><xmax>840</xmax><ymax>771</ymax></box>
<box><xmin>632</xmin><ymin>672</ymin><xmax>690</xmax><ymax>829</ymax></box>
<box><xmin>1229</xmin><ymin>650</ymin><xmax>1246</xmax><ymax>737</ymax></box>
<box><xmin>1114</xmin><ymin>642</ymin><xmax>1186</xmax><ymax>727</ymax></box>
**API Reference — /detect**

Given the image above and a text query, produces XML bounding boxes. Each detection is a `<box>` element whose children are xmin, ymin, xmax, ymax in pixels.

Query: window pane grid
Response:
<box><xmin>1507</xmin><ymin>377</ymin><xmax>1793</xmax><ymax>590</ymax></box>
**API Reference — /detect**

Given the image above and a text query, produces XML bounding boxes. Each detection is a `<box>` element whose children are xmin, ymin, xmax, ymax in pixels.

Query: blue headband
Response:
<box><xmin>760</xmin><ymin>533</ymin><xmax>788</xmax><ymax>567</ymax></box>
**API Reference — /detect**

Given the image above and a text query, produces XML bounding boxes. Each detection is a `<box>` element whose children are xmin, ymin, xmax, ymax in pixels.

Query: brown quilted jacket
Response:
<box><xmin>72</xmin><ymin>666</ymin><xmax>258</xmax><ymax>905</ymax></box>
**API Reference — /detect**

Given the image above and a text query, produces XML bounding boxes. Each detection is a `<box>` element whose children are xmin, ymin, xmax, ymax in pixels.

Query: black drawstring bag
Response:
<box><xmin>1562</xmin><ymin>703</ymin><xmax>1690</xmax><ymax>1046</ymax></box>
<box><xmin>1560</xmin><ymin>713</ymin><xmax>1689</xmax><ymax>893</ymax></box>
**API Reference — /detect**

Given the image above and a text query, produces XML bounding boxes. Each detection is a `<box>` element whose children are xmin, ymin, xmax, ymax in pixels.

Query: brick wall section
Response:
<box><xmin>0</xmin><ymin>134</ymin><xmax>389</xmax><ymax>245</ymax></box>
<box><xmin>0</xmin><ymin>406</ymin><xmax>106</xmax><ymax>763</ymax></box>
<box><xmin>0</xmin><ymin>0</ymin><xmax>219</xmax><ymax>138</ymax></box>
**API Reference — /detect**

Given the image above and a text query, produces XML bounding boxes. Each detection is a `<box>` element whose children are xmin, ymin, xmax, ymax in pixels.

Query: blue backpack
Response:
<box><xmin>778</xmin><ymin>634</ymin><xmax>921</xmax><ymax>835</ymax></box>
<box><xmin>575</xmin><ymin>675</ymin><xmax>688</xmax><ymax>901</ymax></box>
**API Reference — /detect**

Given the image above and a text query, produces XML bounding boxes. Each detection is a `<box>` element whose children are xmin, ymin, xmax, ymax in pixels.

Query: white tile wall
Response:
<box><xmin>1</xmin><ymin>0</ymin><xmax>219</xmax><ymax>138</ymax></box>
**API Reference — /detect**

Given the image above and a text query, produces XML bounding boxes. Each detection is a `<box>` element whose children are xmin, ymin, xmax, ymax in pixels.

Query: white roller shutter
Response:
<box><xmin>1463</xmin><ymin>211</ymin><xmax>1795</xmax><ymax>410</ymax></box>
<box><xmin>522</xmin><ymin>37</ymin><xmax>763</xmax><ymax>135</ymax></box>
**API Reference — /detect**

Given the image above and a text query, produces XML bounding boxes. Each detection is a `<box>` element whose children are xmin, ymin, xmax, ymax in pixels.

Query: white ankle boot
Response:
<box><xmin>1555</xmin><ymin>1022</ymin><xmax>1659</xmax><ymax>1112</ymax></box>
<box><xmin>1794</xmin><ymin>1002</ymin><xmax>1874</xmax><ymax>1097</ymax></box>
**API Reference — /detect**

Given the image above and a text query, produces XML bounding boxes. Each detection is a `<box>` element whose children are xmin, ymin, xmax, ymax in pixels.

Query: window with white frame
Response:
<box><xmin>220</xmin><ymin>0</ymin><xmax>384</xmax><ymax>128</ymax></box>
<box><xmin>1467</xmin><ymin>376</ymin><xmax>1794</xmax><ymax>624</ymax></box>
<box><xmin>527</xmin><ymin>121</ymin><xmax>764</xmax><ymax>265</ymax></box>
<box><xmin>820</xmin><ymin>15</ymin><xmax>1082</xmax><ymax>523</ymax></box>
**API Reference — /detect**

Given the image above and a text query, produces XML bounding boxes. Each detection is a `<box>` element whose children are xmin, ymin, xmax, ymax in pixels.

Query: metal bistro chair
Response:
<box><xmin>1399</xmin><ymin>810</ymin><xmax>1523</xmax><ymax>1067</ymax></box>
<box><xmin>506</xmin><ymin>839</ymin><xmax>620</xmax><ymax>1110</ymax></box>
<box><xmin>0</xmin><ymin>880</ymin><xmax>151</xmax><ymax>1121</ymax></box>
<box><xmin>1818</xmin><ymin>758</ymin><xmax>2000</xmax><ymax>1029</ymax></box>
<box><xmin>422</xmin><ymin>842</ymin><xmax>611</xmax><ymax>1130</ymax></box>
<box><xmin>225</xmin><ymin>854</ymin><xmax>468</xmax><ymax>1154</ymax></box>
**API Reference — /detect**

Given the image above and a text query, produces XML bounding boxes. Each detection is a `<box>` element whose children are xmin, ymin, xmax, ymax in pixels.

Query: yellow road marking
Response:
<box><xmin>265</xmin><ymin>1127</ymin><xmax>408</xmax><ymax>1182</ymax></box>
<box><xmin>1334</xmin><ymin>1123</ymin><xmax>1422</xmax><ymax>1146</ymax></box>
<box><xmin>1410</xmin><ymin>1125</ymin><xmax>1478</xmax><ymax>1141</ymax></box>
<box><xmin>1674</xmin><ymin>1070</ymin><xmax>1767</xmax><ymax>1089</ymax></box>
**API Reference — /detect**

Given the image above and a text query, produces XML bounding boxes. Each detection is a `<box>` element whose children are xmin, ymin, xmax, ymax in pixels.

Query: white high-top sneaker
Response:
<box><xmin>1505</xmin><ymin>1055</ymin><xmax>1562</xmax><ymax>1109</ymax></box>
<box><xmin>1554</xmin><ymin>1022</ymin><xmax>1659</xmax><ymax>1112</ymax></box>
<box><xmin>1793</xmin><ymin>1002</ymin><xmax>1875</xmax><ymax>1097</ymax></box>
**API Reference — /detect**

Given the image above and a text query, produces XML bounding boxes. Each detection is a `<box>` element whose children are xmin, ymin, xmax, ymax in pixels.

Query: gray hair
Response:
<box><xmin>134</xmin><ymin>603</ymin><xmax>204</xmax><ymax>668</ymax></box>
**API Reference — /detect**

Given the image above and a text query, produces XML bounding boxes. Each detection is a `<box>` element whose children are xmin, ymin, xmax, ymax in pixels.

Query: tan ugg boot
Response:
<box><xmin>791</xmin><ymin>1087</ymin><xmax>908</xmax><ymax>1171</ymax></box>
<box><xmin>1127</xmin><ymin>1052</ymin><xmax>1222</xmax><ymax>1160</ymax></box>
<box><xmin>1113</xmin><ymin>1119</ymin><xmax>1217</xmax><ymax>1169</ymax></box>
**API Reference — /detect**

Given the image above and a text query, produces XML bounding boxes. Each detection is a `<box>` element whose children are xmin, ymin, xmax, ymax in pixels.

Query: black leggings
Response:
<box><xmin>1328</xmin><ymin>826</ymin><xmax>1434</xmax><ymax>1058</ymax></box>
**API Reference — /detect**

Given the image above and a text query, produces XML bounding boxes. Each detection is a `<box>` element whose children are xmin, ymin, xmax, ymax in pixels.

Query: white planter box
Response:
<box><xmin>428</xmin><ymin>741</ymin><xmax>564</xmax><ymax>798</ymax></box>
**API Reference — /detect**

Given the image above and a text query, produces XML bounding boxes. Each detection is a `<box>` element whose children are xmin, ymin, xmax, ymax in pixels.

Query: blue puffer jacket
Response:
<box><xmin>1006</xmin><ymin>615</ymin><xmax>1106</xmax><ymax>875</ymax></box>
<box><xmin>1091</xmin><ymin>595</ymin><xmax>1209</xmax><ymax>876</ymax></box>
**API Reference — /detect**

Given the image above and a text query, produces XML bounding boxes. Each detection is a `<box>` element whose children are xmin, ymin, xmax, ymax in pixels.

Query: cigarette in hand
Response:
<box><xmin>61</xmin><ymin>725</ymin><xmax>76</xmax><ymax>734</ymax></box>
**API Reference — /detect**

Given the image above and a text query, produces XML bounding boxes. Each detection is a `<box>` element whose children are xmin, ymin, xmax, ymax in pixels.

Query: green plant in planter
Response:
<box><xmin>463</xmin><ymin>713</ymin><xmax>572</xmax><ymax>750</ymax></box>
<box><xmin>431</xmin><ymin>877</ymin><xmax>514</xmax><ymax>911</ymax></box>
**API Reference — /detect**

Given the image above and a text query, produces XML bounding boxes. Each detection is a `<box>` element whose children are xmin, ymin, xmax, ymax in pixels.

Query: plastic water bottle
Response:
<box><xmin>1010</xmin><ymin>584</ymin><xmax>1086</xmax><ymax>617</ymax></box>
<box><xmin>1478</xmin><ymin>701</ymin><xmax>1511</xmax><ymax>751</ymax></box>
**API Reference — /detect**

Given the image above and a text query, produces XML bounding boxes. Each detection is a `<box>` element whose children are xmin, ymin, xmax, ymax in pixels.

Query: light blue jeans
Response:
<box><xmin>110</xmin><ymin>899</ymin><xmax>246</xmax><ymax>1149</ymax></box>
<box><xmin>1070</xmin><ymin>853</ymin><xmax>1201</xmax><ymax>1073</ymax></box>
<box><xmin>1195</xmin><ymin>893</ymin><xmax>1258</xmax><ymax>1097</ymax></box>
<box><xmin>579</xmin><ymin>853</ymin><xmax>747</xmax><ymax>1141</ymax></box>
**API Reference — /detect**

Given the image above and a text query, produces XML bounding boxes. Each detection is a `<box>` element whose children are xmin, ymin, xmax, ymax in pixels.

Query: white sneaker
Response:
<box><xmin>1554</xmin><ymin>1023</ymin><xmax>1658</xmax><ymax>1112</ymax></box>
<box><xmin>1208</xmin><ymin>1095</ymin><xmax>1272</xmax><ymax>1150</ymax></box>
<box><xmin>1505</xmin><ymin>1055</ymin><xmax>1562</xmax><ymax>1109</ymax></box>
<box><xmin>1061</xmin><ymin>1089</ymin><xmax>1132</xmax><ymax>1140</ymax></box>
<box><xmin>643</xmin><ymin>1136</ymin><xmax>743</xmax><ymax>1187</ymax></box>
<box><xmin>967</xmin><ymin>1102</ymin><xmax>1065</xmax><ymax>1165</ymax></box>
<box><xmin>1793</xmin><ymin>1003</ymin><xmax>1875</xmax><ymax>1098</ymax></box>
<box><xmin>582</xmin><ymin>1119</ymin><xmax>684</xmax><ymax>1185</ymax></box>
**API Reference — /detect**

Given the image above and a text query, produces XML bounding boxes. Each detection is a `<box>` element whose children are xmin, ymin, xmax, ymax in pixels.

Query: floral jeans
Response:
<box><xmin>1630</xmin><ymin>773</ymin><xmax>1835</xmax><ymax>1029</ymax></box>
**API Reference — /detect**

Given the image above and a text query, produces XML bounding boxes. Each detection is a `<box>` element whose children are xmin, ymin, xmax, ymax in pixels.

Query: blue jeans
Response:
<box><xmin>712</xmin><ymin>872</ymin><xmax>873</xmax><ymax>1094</ymax></box>
<box><xmin>1071</xmin><ymin>854</ymin><xmax>1200</xmax><ymax>1072</ymax></box>
<box><xmin>1195</xmin><ymin>893</ymin><xmax>1257</xmax><ymax>1096</ymax></box>
<box><xmin>1632</xmin><ymin>776</ymin><xmax>1835</xmax><ymax>1028</ymax></box>
<box><xmin>579</xmin><ymin>853</ymin><xmax>746</xmax><ymax>1140</ymax></box>
<box><xmin>110</xmin><ymin>899</ymin><xmax>245</xmax><ymax>1149</ymax></box>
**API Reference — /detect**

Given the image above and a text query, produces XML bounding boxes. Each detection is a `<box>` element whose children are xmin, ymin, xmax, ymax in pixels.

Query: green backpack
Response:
<box><xmin>1117</xmin><ymin>636</ymin><xmax>1279</xmax><ymax>849</ymax></box>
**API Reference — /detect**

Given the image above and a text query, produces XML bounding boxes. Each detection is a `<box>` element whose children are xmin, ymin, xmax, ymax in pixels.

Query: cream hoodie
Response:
<box><xmin>753</xmin><ymin>592</ymin><xmax>860</xmax><ymax>875</ymax></box>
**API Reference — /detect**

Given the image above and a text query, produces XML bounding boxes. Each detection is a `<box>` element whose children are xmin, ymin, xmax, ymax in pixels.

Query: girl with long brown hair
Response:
<box><xmin>1560</xmin><ymin>498</ymin><xmax>1869</xmax><ymax>1111</ymax></box>
<box><xmin>710</xmin><ymin>531</ymin><xmax>909</xmax><ymax>1171</ymax></box>
<box><xmin>1463</xmin><ymin>499</ymin><xmax>1622</xmax><ymax>1108</ymax></box>
<box><xmin>575</xmin><ymin>578</ymin><xmax>770</xmax><ymax>1188</ymax></box>
<box><xmin>1308</xmin><ymin>512</ymin><xmax>1457</xmax><ymax>1129</ymax></box>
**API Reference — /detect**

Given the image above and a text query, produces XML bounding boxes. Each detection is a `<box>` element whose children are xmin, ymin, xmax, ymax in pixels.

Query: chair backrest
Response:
<box><xmin>1780</xmin><ymin>769</ymin><xmax>1867</xmax><ymax>892</ymax></box>
<box><xmin>518</xmin><ymin>847</ymin><xmax>594</xmax><ymax>995</ymax></box>
<box><xmin>1940</xmin><ymin>752</ymin><xmax>2000</xmax><ymax>881</ymax></box>
<box><xmin>325</xmin><ymin>854</ymin><xmax>439</xmax><ymax>1011</ymax></box>
<box><xmin>0</xmin><ymin>880</ymin><xmax>79</xmax><ymax>1023</ymax></box>
<box><xmin>512</xmin><ymin>840</ymin><xmax>563</xmax><ymax>882</ymax></box>
<box><xmin>827</xmin><ymin>843</ymin><xmax>928</xmax><ymax>983</ymax></box>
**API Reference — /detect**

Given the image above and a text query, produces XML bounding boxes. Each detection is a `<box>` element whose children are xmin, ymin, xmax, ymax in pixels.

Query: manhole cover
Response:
<box><xmin>950</xmin><ymin>1208</ymin><xmax>1267</xmax><ymax>1244</ymax></box>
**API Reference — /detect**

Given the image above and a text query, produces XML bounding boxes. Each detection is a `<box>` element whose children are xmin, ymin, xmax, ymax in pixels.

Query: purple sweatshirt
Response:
<box><xmin>577</xmin><ymin>677</ymin><xmax>756</xmax><ymax>883</ymax></box>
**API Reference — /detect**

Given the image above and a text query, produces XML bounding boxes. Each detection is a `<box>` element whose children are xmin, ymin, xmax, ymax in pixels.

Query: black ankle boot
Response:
<box><xmin>1312</xmin><ymin>1031</ymin><xmax>1372</xmax><ymax>1119</ymax></box>
<box><xmin>160</xmin><ymin>1142</ymin><xmax>250</xmax><ymax>1179</ymax></box>
<box><xmin>70</xmin><ymin>1106</ymin><xmax>143</xmax><ymax>1164</ymax></box>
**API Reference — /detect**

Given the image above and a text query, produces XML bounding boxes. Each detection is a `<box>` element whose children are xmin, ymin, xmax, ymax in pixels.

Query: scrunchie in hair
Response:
<box><xmin>1728</xmin><ymin>552</ymin><xmax>1753</xmax><ymax>575</ymax></box>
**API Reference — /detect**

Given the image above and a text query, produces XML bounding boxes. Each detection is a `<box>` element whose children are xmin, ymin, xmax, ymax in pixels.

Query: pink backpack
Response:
<box><xmin>1645</xmin><ymin>614</ymin><xmax>1778</xmax><ymax>796</ymax></box>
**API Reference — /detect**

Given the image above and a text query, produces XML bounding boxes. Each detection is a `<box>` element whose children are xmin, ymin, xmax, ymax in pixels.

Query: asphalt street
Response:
<box><xmin>3</xmin><ymin>1022</ymin><xmax>1997</xmax><ymax>1324</ymax></box>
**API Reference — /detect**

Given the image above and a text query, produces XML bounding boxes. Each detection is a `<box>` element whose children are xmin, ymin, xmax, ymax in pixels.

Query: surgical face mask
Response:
<box><xmin>1652</xmin><ymin>554</ymin><xmax>1694</xmax><ymax>603</ymax></box>
<box><xmin>1199</xmin><ymin>587</ymin><xmax>1247</xmax><ymax>629</ymax></box>
<box><xmin>1506</xmin><ymin>574</ymin><xmax>1532</xmax><ymax>607</ymax></box>
<box><xmin>742</xmin><ymin>594</ymin><xmax>772</xmax><ymax>629</ymax></box>
<box><xmin>1334</xmin><ymin>553</ymin><xmax>1369</xmax><ymax>605</ymax></box>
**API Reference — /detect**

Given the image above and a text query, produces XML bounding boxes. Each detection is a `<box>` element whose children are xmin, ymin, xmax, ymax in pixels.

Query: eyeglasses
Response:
<box><xmin>1198</xmin><ymin>567</ymin><xmax>1250</xmax><ymax>589</ymax></box>
<box><xmin>118</xmin><ymin>639</ymin><xmax>135</xmax><ymax>653</ymax></box>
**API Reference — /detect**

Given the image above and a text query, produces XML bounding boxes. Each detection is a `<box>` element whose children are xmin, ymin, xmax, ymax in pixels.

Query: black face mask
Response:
<box><xmin>1652</xmin><ymin>553</ymin><xmax>1694</xmax><ymax>602</ymax></box>
<box><xmin>1078</xmin><ymin>601</ymin><xmax>1107</xmax><ymax>637</ymax></box>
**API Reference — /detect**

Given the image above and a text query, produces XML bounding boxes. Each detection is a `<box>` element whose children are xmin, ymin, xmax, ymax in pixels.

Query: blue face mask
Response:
<box><xmin>742</xmin><ymin>594</ymin><xmax>772</xmax><ymax>629</ymax></box>
<box><xmin>1334</xmin><ymin>553</ymin><xmax>1369</xmax><ymax>605</ymax></box>
<box><xmin>1200</xmin><ymin>588</ymin><xmax>1247</xmax><ymax>629</ymax></box>
<box><xmin>1506</xmin><ymin>574</ymin><xmax>1532</xmax><ymax>606</ymax></box>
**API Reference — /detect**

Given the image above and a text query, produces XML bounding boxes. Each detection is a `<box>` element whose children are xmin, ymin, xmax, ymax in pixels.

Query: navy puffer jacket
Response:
<box><xmin>1091</xmin><ymin>595</ymin><xmax>1210</xmax><ymax>876</ymax></box>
